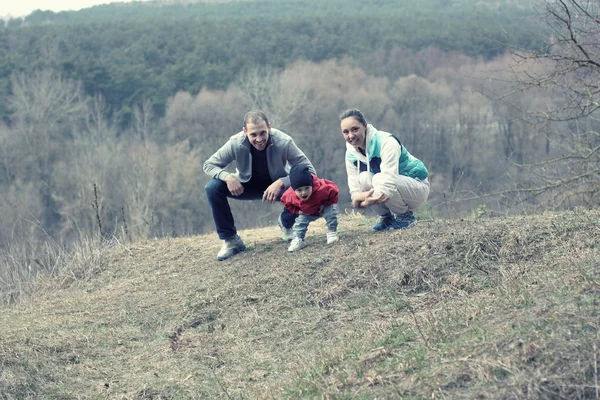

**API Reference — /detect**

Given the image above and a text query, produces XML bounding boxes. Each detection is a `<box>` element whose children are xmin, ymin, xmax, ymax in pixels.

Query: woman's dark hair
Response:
<box><xmin>339</xmin><ymin>108</ymin><xmax>367</xmax><ymax>126</ymax></box>
<box><xmin>243</xmin><ymin>110</ymin><xmax>270</xmax><ymax>129</ymax></box>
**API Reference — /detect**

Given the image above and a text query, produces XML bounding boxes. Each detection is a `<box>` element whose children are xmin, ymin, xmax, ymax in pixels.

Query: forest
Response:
<box><xmin>0</xmin><ymin>0</ymin><xmax>598</xmax><ymax>276</ymax></box>
<box><xmin>0</xmin><ymin>0</ymin><xmax>543</xmax><ymax>123</ymax></box>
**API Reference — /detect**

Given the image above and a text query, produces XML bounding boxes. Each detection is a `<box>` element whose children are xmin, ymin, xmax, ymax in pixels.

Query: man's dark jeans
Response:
<box><xmin>205</xmin><ymin>178</ymin><xmax>297</xmax><ymax>240</ymax></box>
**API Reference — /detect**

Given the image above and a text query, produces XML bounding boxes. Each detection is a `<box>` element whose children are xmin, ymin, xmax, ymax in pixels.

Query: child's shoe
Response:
<box><xmin>278</xmin><ymin>215</ymin><xmax>295</xmax><ymax>241</ymax></box>
<box><xmin>288</xmin><ymin>237</ymin><xmax>308</xmax><ymax>252</ymax></box>
<box><xmin>217</xmin><ymin>235</ymin><xmax>246</xmax><ymax>261</ymax></box>
<box><xmin>326</xmin><ymin>231</ymin><xmax>339</xmax><ymax>244</ymax></box>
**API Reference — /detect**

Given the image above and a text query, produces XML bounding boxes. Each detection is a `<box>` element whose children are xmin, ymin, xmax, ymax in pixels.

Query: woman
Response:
<box><xmin>340</xmin><ymin>109</ymin><xmax>429</xmax><ymax>231</ymax></box>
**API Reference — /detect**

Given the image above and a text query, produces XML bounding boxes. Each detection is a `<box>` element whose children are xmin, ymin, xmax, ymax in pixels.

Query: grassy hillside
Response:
<box><xmin>1</xmin><ymin>209</ymin><xmax>599</xmax><ymax>399</ymax></box>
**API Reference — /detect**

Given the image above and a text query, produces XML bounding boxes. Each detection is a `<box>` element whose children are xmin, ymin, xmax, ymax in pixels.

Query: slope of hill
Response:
<box><xmin>1</xmin><ymin>208</ymin><xmax>599</xmax><ymax>399</ymax></box>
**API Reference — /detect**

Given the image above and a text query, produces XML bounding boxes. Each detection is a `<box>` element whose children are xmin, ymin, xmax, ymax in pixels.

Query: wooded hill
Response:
<box><xmin>0</xmin><ymin>0</ymin><xmax>542</xmax><ymax>124</ymax></box>
<box><xmin>3</xmin><ymin>0</ymin><xmax>586</xmax><ymax>291</ymax></box>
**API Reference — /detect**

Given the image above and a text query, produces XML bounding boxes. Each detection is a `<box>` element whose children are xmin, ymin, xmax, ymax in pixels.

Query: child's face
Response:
<box><xmin>294</xmin><ymin>185</ymin><xmax>313</xmax><ymax>201</ymax></box>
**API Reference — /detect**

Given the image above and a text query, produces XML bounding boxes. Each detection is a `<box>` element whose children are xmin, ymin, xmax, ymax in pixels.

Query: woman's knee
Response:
<box><xmin>358</xmin><ymin>171</ymin><xmax>375</xmax><ymax>190</ymax></box>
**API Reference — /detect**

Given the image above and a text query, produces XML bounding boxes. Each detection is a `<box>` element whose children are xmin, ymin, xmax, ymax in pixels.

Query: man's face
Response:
<box><xmin>244</xmin><ymin>120</ymin><xmax>270</xmax><ymax>151</ymax></box>
<box><xmin>340</xmin><ymin>117</ymin><xmax>366</xmax><ymax>150</ymax></box>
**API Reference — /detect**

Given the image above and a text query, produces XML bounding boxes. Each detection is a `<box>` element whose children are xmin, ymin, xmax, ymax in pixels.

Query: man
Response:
<box><xmin>204</xmin><ymin>110</ymin><xmax>316</xmax><ymax>260</ymax></box>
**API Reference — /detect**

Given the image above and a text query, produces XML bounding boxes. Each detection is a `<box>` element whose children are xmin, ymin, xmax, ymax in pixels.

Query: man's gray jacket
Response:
<box><xmin>203</xmin><ymin>129</ymin><xmax>316</xmax><ymax>188</ymax></box>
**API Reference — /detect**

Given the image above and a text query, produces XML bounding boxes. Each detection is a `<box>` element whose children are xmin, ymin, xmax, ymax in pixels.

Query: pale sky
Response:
<box><xmin>1</xmin><ymin>1</ymin><xmax>149</xmax><ymax>18</ymax></box>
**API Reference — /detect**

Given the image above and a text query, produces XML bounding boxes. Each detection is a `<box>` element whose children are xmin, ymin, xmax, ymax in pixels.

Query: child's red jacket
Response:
<box><xmin>281</xmin><ymin>174</ymin><xmax>339</xmax><ymax>216</ymax></box>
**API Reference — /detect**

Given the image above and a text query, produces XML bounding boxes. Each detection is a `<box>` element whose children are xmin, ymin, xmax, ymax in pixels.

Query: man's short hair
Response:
<box><xmin>244</xmin><ymin>110</ymin><xmax>269</xmax><ymax>129</ymax></box>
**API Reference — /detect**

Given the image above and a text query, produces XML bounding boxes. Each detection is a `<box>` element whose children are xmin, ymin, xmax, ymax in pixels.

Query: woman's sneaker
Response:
<box><xmin>326</xmin><ymin>231</ymin><xmax>339</xmax><ymax>244</ymax></box>
<box><xmin>371</xmin><ymin>213</ymin><xmax>395</xmax><ymax>231</ymax></box>
<box><xmin>278</xmin><ymin>216</ymin><xmax>295</xmax><ymax>241</ymax></box>
<box><xmin>288</xmin><ymin>237</ymin><xmax>308</xmax><ymax>252</ymax></box>
<box><xmin>217</xmin><ymin>235</ymin><xmax>246</xmax><ymax>261</ymax></box>
<box><xmin>393</xmin><ymin>211</ymin><xmax>416</xmax><ymax>229</ymax></box>
<box><xmin>372</xmin><ymin>212</ymin><xmax>416</xmax><ymax>231</ymax></box>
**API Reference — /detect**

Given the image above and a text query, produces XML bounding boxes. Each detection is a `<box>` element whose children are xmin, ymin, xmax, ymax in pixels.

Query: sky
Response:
<box><xmin>0</xmin><ymin>0</ymin><xmax>148</xmax><ymax>18</ymax></box>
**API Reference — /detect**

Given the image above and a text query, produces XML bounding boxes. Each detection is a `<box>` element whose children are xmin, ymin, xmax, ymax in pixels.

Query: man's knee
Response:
<box><xmin>205</xmin><ymin>178</ymin><xmax>226</xmax><ymax>199</ymax></box>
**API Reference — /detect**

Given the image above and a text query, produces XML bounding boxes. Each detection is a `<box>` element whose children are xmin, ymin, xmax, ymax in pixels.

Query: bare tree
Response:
<box><xmin>132</xmin><ymin>99</ymin><xmax>155</xmax><ymax>142</ymax></box>
<box><xmin>4</xmin><ymin>70</ymin><xmax>89</xmax><ymax>239</ymax></box>
<box><xmin>237</xmin><ymin>65</ymin><xmax>312</xmax><ymax>130</ymax></box>
<box><xmin>7</xmin><ymin>70</ymin><xmax>88</xmax><ymax>182</ymax></box>
<box><xmin>47</xmin><ymin>94</ymin><xmax>120</xmax><ymax>242</ymax></box>
<box><xmin>496</xmin><ymin>0</ymin><xmax>600</xmax><ymax>209</ymax></box>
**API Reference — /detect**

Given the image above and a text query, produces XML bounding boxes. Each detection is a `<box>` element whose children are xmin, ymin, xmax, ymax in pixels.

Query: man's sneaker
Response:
<box><xmin>371</xmin><ymin>213</ymin><xmax>395</xmax><ymax>232</ymax></box>
<box><xmin>217</xmin><ymin>235</ymin><xmax>246</xmax><ymax>261</ymax></box>
<box><xmin>288</xmin><ymin>237</ymin><xmax>308</xmax><ymax>252</ymax></box>
<box><xmin>326</xmin><ymin>231</ymin><xmax>339</xmax><ymax>244</ymax></box>
<box><xmin>278</xmin><ymin>216</ymin><xmax>295</xmax><ymax>241</ymax></box>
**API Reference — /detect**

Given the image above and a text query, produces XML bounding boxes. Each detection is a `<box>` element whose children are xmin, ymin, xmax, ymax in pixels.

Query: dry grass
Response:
<box><xmin>1</xmin><ymin>208</ymin><xmax>599</xmax><ymax>399</ymax></box>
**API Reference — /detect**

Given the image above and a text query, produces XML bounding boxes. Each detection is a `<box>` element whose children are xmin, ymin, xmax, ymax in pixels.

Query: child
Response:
<box><xmin>280</xmin><ymin>165</ymin><xmax>339</xmax><ymax>252</ymax></box>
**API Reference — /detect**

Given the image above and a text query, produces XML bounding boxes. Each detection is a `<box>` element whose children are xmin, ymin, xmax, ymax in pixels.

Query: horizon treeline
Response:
<box><xmin>0</xmin><ymin>0</ymin><xmax>543</xmax><ymax>124</ymax></box>
<box><xmin>0</xmin><ymin>50</ymin><xmax>574</xmax><ymax>247</ymax></box>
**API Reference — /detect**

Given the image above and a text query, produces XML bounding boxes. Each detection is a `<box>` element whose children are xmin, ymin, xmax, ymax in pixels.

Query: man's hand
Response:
<box><xmin>262</xmin><ymin>179</ymin><xmax>284</xmax><ymax>203</ymax></box>
<box><xmin>225</xmin><ymin>175</ymin><xmax>244</xmax><ymax>196</ymax></box>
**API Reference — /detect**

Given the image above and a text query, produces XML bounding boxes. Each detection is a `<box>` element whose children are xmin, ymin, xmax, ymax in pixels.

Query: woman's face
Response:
<box><xmin>340</xmin><ymin>117</ymin><xmax>367</xmax><ymax>150</ymax></box>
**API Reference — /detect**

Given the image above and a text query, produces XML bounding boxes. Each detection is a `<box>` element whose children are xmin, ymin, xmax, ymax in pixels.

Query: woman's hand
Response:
<box><xmin>351</xmin><ymin>191</ymin><xmax>369</xmax><ymax>208</ymax></box>
<box><xmin>352</xmin><ymin>189</ymin><xmax>390</xmax><ymax>208</ymax></box>
<box><xmin>363</xmin><ymin>190</ymin><xmax>390</xmax><ymax>206</ymax></box>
